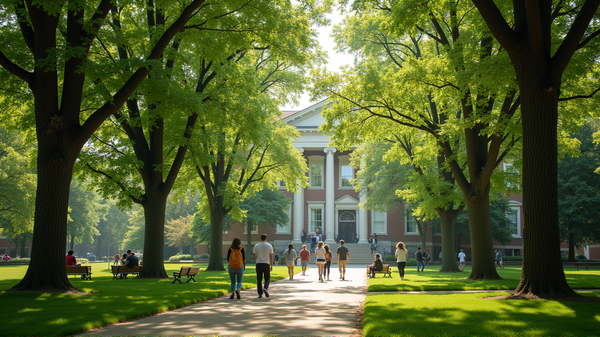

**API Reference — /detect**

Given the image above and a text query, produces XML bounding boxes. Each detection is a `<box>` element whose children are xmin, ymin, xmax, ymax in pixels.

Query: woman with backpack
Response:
<box><xmin>227</xmin><ymin>237</ymin><xmax>245</xmax><ymax>299</ymax></box>
<box><xmin>283</xmin><ymin>243</ymin><xmax>297</xmax><ymax>280</ymax></box>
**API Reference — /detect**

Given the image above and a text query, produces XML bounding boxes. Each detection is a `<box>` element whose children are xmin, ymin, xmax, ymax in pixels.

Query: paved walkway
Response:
<box><xmin>82</xmin><ymin>265</ymin><xmax>367</xmax><ymax>336</ymax></box>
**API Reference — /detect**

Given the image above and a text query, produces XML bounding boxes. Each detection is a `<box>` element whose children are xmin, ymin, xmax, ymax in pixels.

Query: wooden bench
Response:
<box><xmin>172</xmin><ymin>267</ymin><xmax>200</xmax><ymax>284</ymax></box>
<box><xmin>566</xmin><ymin>262</ymin><xmax>600</xmax><ymax>271</ymax></box>
<box><xmin>367</xmin><ymin>264</ymin><xmax>392</xmax><ymax>278</ymax></box>
<box><xmin>111</xmin><ymin>265</ymin><xmax>142</xmax><ymax>279</ymax></box>
<box><xmin>66</xmin><ymin>266</ymin><xmax>92</xmax><ymax>280</ymax></box>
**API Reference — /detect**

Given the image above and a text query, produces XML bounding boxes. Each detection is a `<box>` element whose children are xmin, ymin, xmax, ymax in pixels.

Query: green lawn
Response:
<box><xmin>0</xmin><ymin>263</ymin><xmax>290</xmax><ymax>336</ymax></box>
<box><xmin>364</xmin><ymin>292</ymin><xmax>600</xmax><ymax>336</ymax></box>
<box><xmin>368</xmin><ymin>266</ymin><xmax>600</xmax><ymax>291</ymax></box>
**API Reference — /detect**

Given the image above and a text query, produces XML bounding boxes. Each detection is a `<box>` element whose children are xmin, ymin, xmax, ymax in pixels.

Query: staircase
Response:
<box><xmin>329</xmin><ymin>242</ymin><xmax>383</xmax><ymax>264</ymax></box>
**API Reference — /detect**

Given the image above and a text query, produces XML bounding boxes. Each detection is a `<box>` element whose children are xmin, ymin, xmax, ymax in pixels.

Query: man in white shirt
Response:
<box><xmin>458</xmin><ymin>249</ymin><xmax>466</xmax><ymax>272</ymax></box>
<box><xmin>253</xmin><ymin>233</ymin><xmax>273</xmax><ymax>298</ymax></box>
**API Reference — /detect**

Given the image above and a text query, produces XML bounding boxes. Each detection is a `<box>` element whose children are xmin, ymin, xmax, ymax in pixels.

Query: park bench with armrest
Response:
<box><xmin>111</xmin><ymin>265</ymin><xmax>142</xmax><ymax>279</ymax></box>
<box><xmin>367</xmin><ymin>264</ymin><xmax>392</xmax><ymax>278</ymax></box>
<box><xmin>566</xmin><ymin>261</ymin><xmax>600</xmax><ymax>271</ymax></box>
<box><xmin>66</xmin><ymin>265</ymin><xmax>92</xmax><ymax>280</ymax></box>
<box><xmin>171</xmin><ymin>267</ymin><xmax>200</xmax><ymax>284</ymax></box>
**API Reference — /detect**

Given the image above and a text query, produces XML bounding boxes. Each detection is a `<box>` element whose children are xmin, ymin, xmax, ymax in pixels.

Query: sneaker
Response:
<box><xmin>236</xmin><ymin>290</ymin><xmax>240</xmax><ymax>299</ymax></box>
<box><xmin>342</xmin><ymin>276</ymin><xmax>345</xmax><ymax>280</ymax></box>
<box><xmin>263</xmin><ymin>289</ymin><xmax>269</xmax><ymax>298</ymax></box>
<box><xmin>230</xmin><ymin>293</ymin><xmax>235</xmax><ymax>299</ymax></box>
<box><xmin>258</xmin><ymin>294</ymin><xmax>262</xmax><ymax>298</ymax></box>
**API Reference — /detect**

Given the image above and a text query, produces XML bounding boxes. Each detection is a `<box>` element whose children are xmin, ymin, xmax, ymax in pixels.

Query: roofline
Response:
<box><xmin>282</xmin><ymin>99</ymin><xmax>330</xmax><ymax>124</ymax></box>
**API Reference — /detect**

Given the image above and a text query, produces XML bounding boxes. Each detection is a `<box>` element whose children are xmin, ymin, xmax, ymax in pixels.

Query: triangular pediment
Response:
<box><xmin>283</xmin><ymin>99</ymin><xmax>331</xmax><ymax>129</ymax></box>
<box><xmin>335</xmin><ymin>194</ymin><xmax>359</xmax><ymax>204</ymax></box>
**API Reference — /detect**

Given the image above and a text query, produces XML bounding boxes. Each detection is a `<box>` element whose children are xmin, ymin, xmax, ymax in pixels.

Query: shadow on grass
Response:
<box><xmin>363</xmin><ymin>292</ymin><xmax>600</xmax><ymax>336</ymax></box>
<box><xmin>0</xmin><ymin>264</ymin><xmax>290</xmax><ymax>336</ymax></box>
<box><xmin>368</xmin><ymin>266</ymin><xmax>600</xmax><ymax>292</ymax></box>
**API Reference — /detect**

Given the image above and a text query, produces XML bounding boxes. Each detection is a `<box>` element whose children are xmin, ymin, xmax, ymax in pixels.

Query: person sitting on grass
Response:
<box><xmin>367</xmin><ymin>253</ymin><xmax>383</xmax><ymax>278</ymax></box>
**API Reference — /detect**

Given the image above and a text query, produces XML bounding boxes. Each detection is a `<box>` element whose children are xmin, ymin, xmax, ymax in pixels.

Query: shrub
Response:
<box><xmin>577</xmin><ymin>254</ymin><xmax>588</xmax><ymax>261</ymax></box>
<box><xmin>2</xmin><ymin>258</ymin><xmax>30</xmax><ymax>264</ymax></box>
<box><xmin>503</xmin><ymin>256</ymin><xmax>523</xmax><ymax>262</ymax></box>
<box><xmin>199</xmin><ymin>253</ymin><xmax>209</xmax><ymax>258</ymax></box>
<box><xmin>168</xmin><ymin>254</ymin><xmax>193</xmax><ymax>262</ymax></box>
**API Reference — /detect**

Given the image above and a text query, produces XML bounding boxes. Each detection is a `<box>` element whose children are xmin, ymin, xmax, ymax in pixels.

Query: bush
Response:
<box><xmin>577</xmin><ymin>254</ymin><xmax>588</xmax><ymax>261</ymax></box>
<box><xmin>503</xmin><ymin>256</ymin><xmax>523</xmax><ymax>262</ymax></box>
<box><xmin>199</xmin><ymin>253</ymin><xmax>209</xmax><ymax>258</ymax></box>
<box><xmin>1</xmin><ymin>258</ymin><xmax>30</xmax><ymax>264</ymax></box>
<box><xmin>384</xmin><ymin>257</ymin><xmax>417</xmax><ymax>266</ymax></box>
<box><xmin>168</xmin><ymin>254</ymin><xmax>193</xmax><ymax>262</ymax></box>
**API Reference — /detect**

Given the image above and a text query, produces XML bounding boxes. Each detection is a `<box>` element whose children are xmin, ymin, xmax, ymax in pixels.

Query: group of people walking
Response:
<box><xmin>224</xmin><ymin>236</ymin><xmax>354</xmax><ymax>300</ymax></box>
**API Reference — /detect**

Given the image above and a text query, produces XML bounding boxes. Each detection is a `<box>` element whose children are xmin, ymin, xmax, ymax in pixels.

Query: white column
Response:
<box><xmin>359</xmin><ymin>191</ymin><xmax>368</xmax><ymax>243</ymax></box>
<box><xmin>292</xmin><ymin>147</ymin><xmax>305</xmax><ymax>244</ymax></box>
<box><xmin>292</xmin><ymin>185</ymin><xmax>304</xmax><ymax>244</ymax></box>
<box><xmin>324</xmin><ymin>146</ymin><xmax>336</xmax><ymax>242</ymax></box>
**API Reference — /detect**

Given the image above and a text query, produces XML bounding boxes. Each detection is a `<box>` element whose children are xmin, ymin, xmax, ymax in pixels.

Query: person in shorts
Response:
<box><xmin>495</xmin><ymin>250</ymin><xmax>504</xmax><ymax>269</ymax></box>
<box><xmin>315</xmin><ymin>241</ymin><xmax>326</xmax><ymax>282</ymax></box>
<box><xmin>336</xmin><ymin>239</ymin><xmax>350</xmax><ymax>280</ymax></box>
<box><xmin>458</xmin><ymin>249</ymin><xmax>466</xmax><ymax>272</ymax></box>
<box><xmin>299</xmin><ymin>244</ymin><xmax>310</xmax><ymax>275</ymax></box>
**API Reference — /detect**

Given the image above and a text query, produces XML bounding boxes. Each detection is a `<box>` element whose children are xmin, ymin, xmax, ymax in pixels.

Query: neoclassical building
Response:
<box><xmin>200</xmin><ymin>100</ymin><xmax>599</xmax><ymax>261</ymax></box>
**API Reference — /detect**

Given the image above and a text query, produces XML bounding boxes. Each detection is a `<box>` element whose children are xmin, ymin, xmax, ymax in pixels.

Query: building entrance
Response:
<box><xmin>338</xmin><ymin>210</ymin><xmax>356</xmax><ymax>243</ymax></box>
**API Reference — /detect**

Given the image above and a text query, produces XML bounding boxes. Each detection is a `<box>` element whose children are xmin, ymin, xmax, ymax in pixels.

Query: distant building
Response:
<box><xmin>198</xmin><ymin>100</ymin><xmax>598</xmax><ymax>261</ymax></box>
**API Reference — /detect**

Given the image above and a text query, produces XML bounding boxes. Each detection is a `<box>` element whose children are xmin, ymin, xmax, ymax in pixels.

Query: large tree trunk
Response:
<box><xmin>511</xmin><ymin>75</ymin><xmax>576</xmax><ymax>298</ymax></box>
<box><xmin>139</xmin><ymin>193</ymin><xmax>168</xmax><ymax>278</ymax></box>
<box><xmin>12</xmin><ymin>152</ymin><xmax>76</xmax><ymax>291</ymax></box>
<box><xmin>568</xmin><ymin>232</ymin><xmax>576</xmax><ymax>262</ymax></box>
<box><xmin>439</xmin><ymin>211</ymin><xmax>461</xmax><ymax>272</ymax></box>
<box><xmin>206</xmin><ymin>211</ymin><xmax>226</xmax><ymax>271</ymax></box>
<box><xmin>466</xmin><ymin>191</ymin><xmax>501</xmax><ymax>280</ymax></box>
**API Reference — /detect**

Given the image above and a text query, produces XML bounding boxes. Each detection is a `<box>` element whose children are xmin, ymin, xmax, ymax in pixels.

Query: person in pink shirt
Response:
<box><xmin>299</xmin><ymin>245</ymin><xmax>310</xmax><ymax>276</ymax></box>
<box><xmin>65</xmin><ymin>249</ymin><xmax>80</xmax><ymax>266</ymax></box>
<box><xmin>113</xmin><ymin>252</ymin><xmax>120</xmax><ymax>265</ymax></box>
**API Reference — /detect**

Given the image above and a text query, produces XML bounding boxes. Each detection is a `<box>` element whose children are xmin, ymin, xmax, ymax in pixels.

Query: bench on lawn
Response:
<box><xmin>367</xmin><ymin>264</ymin><xmax>392</xmax><ymax>278</ymax></box>
<box><xmin>66</xmin><ymin>265</ymin><xmax>92</xmax><ymax>280</ymax></box>
<box><xmin>111</xmin><ymin>265</ymin><xmax>142</xmax><ymax>279</ymax></box>
<box><xmin>566</xmin><ymin>262</ymin><xmax>600</xmax><ymax>271</ymax></box>
<box><xmin>172</xmin><ymin>267</ymin><xmax>200</xmax><ymax>284</ymax></box>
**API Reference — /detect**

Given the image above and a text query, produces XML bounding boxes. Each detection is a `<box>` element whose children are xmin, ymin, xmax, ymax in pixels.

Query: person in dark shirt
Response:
<box><xmin>125</xmin><ymin>252</ymin><xmax>139</xmax><ymax>268</ymax></box>
<box><xmin>367</xmin><ymin>253</ymin><xmax>383</xmax><ymax>278</ymax></box>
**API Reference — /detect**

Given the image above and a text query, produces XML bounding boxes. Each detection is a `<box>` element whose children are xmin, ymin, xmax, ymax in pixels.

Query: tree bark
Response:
<box><xmin>511</xmin><ymin>73</ymin><xmax>576</xmax><ymax>298</ymax></box>
<box><xmin>568</xmin><ymin>232</ymin><xmax>576</xmax><ymax>262</ymax></box>
<box><xmin>206</xmin><ymin>211</ymin><xmax>226</xmax><ymax>271</ymax></box>
<box><xmin>139</xmin><ymin>193</ymin><xmax>168</xmax><ymax>278</ymax></box>
<box><xmin>466</xmin><ymin>191</ymin><xmax>501</xmax><ymax>280</ymax></box>
<box><xmin>12</xmin><ymin>149</ymin><xmax>77</xmax><ymax>291</ymax></box>
<box><xmin>439</xmin><ymin>211</ymin><xmax>461</xmax><ymax>272</ymax></box>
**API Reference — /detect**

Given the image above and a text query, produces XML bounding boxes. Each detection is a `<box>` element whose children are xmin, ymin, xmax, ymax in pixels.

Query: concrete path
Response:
<box><xmin>82</xmin><ymin>265</ymin><xmax>367</xmax><ymax>336</ymax></box>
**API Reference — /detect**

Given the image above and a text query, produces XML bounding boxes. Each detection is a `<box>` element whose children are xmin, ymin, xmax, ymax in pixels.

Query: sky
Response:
<box><xmin>280</xmin><ymin>8</ymin><xmax>354</xmax><ymax>111</ymax></box>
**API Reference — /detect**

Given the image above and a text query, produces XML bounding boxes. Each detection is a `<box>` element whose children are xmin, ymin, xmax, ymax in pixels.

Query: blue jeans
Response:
<box><xmin>228</xmin><ymin>265</ymin><xmax>244</xmax><ymax>292</ymax></box>
<box><xmin>417</xmin><ymin>260</ymin><xmax>425</xmax><ymax>272</ymax></box>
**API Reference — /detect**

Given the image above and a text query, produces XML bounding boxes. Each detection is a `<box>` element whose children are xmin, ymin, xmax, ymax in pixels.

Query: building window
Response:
<box><xmin>506</xmin><ymin>203</ymin><xmax>521</xmax><ymax>238</ymax></box>
<box><xmin>310</xmin><ymin>208</ymin><xmax>322</xmax><ymax>233</ymax></box>
<box><xmin>405</xmin><ymin>206</ymin><xmax>418</xmax><ymax>234</ymax></box>
<box><xmin>310</xmin><ymin>164</ymin><xmax>323</xmax><ymax>187</ymax></box>
<box><xmin>372</xmin><ymin>210</ymin><xmax>387</xmax><ymax>234</ymax></box>
<box><xmin>504</xmin><ymin>162</ymin><xmax>521</xmax><ymax>189</ymax></box>
<box><xmin>504</xmin><ymin>249</ymin><xmax>520</xmax><ymax>257</ymax></box>
<box><xmin>276</xmin><ymin>206</ymin><xmax>292</xmax><ymax>234</ymax></box>
<box><xmin>243</xmin><ymin>221</ymin><xmax>258</xmax><ymax>234</ymax></box>
<box><xmin>339</xmin><ymin>155</ymin><xmax>353</xmax><ymax>188</ymax></box>
<box><xmin>276</xmin><ymin>179</ymin><xmax>286</xmax><ymax>189</ymax></box>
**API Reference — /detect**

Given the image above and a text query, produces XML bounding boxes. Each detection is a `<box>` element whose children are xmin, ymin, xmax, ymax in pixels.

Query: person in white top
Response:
<box><xmin>253</xmin><ymin>233</ymin><xmax>273</xmax><ymax>298</ymax></box>
<box><xmin>314</xmin><ymin>241</ymin><xmax>326</xmax><ymax>282</ymax></box>
<box><xmin>458</xmin><ymin>249</ymin><xmax>466</xmax><ymax>272</ymax></box>
<box><xmin>395</xmin><ymin>241</ymin><xmax>408</xmax><ymax>280</ymax></box>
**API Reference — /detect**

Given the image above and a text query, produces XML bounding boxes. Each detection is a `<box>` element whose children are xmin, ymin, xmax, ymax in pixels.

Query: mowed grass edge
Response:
<box><xmin>363</xmin><ymin>292</ymin><xmax>600</xmax><ymax>337</ymax></box>
<box><xmin>367</xmin><ymin>265</ymin><xmax>600</xmax><ymax>291</ymax></box>
<box><xmin>0</xmin><ymin>263</ymin><xmax>290</xmax><ymax>336</ymax></box>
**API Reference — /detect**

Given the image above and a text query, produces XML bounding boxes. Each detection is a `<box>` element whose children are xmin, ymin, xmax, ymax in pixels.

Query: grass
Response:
<box><xmin>368</xmin><ymin>266</ymin><xmax>600</xmax><ymax>292</ymax></box>
<box><xmin>0</xmin><ymin>263</ymin><xmax>290</xmax><ymax>336</ymax></box>
<box><xmin>363</xmin><ymin>292</ymin><xmax>600</xmax><ymax>336</ymax></box>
